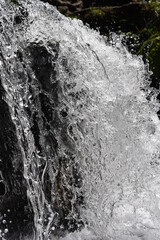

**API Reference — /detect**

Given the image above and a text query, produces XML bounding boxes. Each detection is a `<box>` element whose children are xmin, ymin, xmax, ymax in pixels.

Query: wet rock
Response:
<box><xmin>27</xmin><ymin>43</ymin><xmax>84</xmax><ymax>236</ymax></box>
<box><xmin>0</xmin><ymin>80</ymin><xmax>33</xmax><ymax>239</ymax></box>
<box><xmin>41</xmin><ymin>0</ymin><xmax>83</xmax><ymax>15</ymax></box>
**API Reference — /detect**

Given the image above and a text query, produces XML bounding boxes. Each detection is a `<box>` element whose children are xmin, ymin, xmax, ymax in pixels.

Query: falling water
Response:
<box><xmin>1</xmin><ymin>0</ymin><xmax>160</xmax><ymax>239</ymax></box>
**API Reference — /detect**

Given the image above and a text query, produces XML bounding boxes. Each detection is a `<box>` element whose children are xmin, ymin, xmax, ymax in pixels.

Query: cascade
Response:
<box><xmin>0</xmin><ymin>0</ymin><xmax>160</xmax><ymax>239</ymax></box>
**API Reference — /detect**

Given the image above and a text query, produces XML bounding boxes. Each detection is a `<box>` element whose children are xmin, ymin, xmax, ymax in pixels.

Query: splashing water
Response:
<box><xmin>1</xmin><ymin>0</ymin><xmax>160</xmax><ymax>239</ymax></box>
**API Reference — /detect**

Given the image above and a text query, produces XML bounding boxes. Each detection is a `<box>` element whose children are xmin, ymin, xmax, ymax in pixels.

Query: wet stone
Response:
<box><xmin>0</xmin><ymin>181</ymin><xmax>6</xmax><ymax>196</ymax></box>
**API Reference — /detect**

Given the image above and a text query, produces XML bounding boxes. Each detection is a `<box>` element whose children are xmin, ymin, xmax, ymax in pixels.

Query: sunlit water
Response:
<box><xmin>1</xmin><ymin>0</ymin><xmax>160</xmax><ymax>239</ymax></box>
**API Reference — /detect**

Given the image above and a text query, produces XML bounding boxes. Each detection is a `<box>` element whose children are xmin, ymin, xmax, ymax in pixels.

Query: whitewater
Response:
<box><xmin>1</xmin><ymin>0</ymin><xmax>160</xmax><ymax>239</ymax></box>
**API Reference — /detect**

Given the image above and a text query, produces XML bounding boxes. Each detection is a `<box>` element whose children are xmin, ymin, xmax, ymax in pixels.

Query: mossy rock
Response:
<box><xmin>79</xmin><ymin>2</ymin><xmax>158</xmax><ymax>34</ymax></box>
<box><xmin>147</xmin><ymin>36</ymin><xmax>160</xmax><ymax>78</ymax></box>
<box><xmin>83</xmin><ymin>0</ymin><xmax>134</xmax><ymax>8</ymax></box>
<box><xmin>137</xmin><ymin>32</ymin><xmax>160</xmax><ymax>79</ymax></box>
<box><xmin>88</xmin><ymin>8</ymin><xmax>106</xmax><ymax>19</ymax></box>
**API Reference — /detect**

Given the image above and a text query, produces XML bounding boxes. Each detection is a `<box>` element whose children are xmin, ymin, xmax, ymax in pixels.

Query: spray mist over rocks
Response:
<box><xmin>0</xmin><ymin>0</ymin><xmax>160</xmax><ymax>239</ymax></box>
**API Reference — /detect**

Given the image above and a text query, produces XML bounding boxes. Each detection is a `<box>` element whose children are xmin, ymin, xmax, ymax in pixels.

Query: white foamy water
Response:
<box><xmin>1</xmin><ymin>0</ymin><xmax>160</xmax><ymax>239</ymax></box>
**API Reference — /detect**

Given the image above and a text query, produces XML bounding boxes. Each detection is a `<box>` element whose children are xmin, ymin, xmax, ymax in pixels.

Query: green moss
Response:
<box><xmin>83</xmin><ymin>7</ymin><xmax>115</xmax><ymax>33</ymax></box>
<box><xmin>138</xmin><ymin>33</ymin><xmax>160</xmax><ymax>78</ymax></box>
<box><xmin>139</xmin><ymin>28</ymin><xmax>155</xmax><ymax>40</ymax></box>
<box><xmin>10</xmin><ymin>0</ymin><xmax>20</xmax><ymax>5</ymax></box>
<box><xmin>149</xmin><ymin>0</ymin><xmax>160</xmax><ymax>14</ymax></box>
<box><xmin>147</xmin><ymin>36</ymin><xmax>160</xmax><ymax>78</ymax></box>
<box><xmin>70</xmin><ymin>15</ymin><xmax>81</xmax><ymax>20</ymax></box>
<box><xmin>89</xmin><ymin>8</ymin><xmax>106</xmax><ymax>19</ymax></box>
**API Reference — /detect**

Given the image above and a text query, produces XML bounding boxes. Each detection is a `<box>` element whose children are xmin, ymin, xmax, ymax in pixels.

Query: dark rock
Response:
<box><xmin>0</xmin><ymin>79</ymin><xmax>33</xmax><ymax>239</ymax></box>
<box><xmin>0</xmin><ymin>181</ymin><xmax>6</xmax><ymax>196</ymax></box>
<box><xmin>27</xmin><ymin>43</ymin><xmax>84</xmax><ymax>235</ymax></box>
<box><xmin>41</xmin><ymin>0</ymin><xmax>83</xmax><ymax>15</ymax></box>
<box><xmin>83</xmin><ymin>0</ymin><xmax>138</xmax><ymax>8</ymax></box>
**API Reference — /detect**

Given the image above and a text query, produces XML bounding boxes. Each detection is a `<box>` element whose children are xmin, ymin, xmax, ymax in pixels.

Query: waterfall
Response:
<box><xmin>0</xmin><ymin>0</ymin><xmax>160</xmax><ymax>239</ymax></box>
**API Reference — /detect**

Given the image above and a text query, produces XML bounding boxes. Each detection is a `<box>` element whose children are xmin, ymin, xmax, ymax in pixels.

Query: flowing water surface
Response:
<box><xmin>1</xmin><ymin>1</ymin><xmax>160</xmax><ymax>239</ymax></box>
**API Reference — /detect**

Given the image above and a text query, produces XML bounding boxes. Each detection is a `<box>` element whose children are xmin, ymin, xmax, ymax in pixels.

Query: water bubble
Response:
<box><xmin>4</xmin><ymin>229</ymin><xmax>8</xmax><ymax>234</ymax></box>
<box><xmin>2</xmin><ymin>220</ymin><xmax>6</xmax><ymax>224</ymax></box>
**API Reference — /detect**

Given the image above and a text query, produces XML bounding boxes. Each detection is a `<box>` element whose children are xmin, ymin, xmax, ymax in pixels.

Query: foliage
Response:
<box><xmin>148</xmin><ymin>0</ymin><xmax>160</xmax><ymax>14</ymax></box>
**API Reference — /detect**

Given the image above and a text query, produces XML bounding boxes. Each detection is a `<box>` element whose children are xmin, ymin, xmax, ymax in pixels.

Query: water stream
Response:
<box><xmin>1</xmin><ymin>0</ymin><xmax>160</xmax><ymax>239</ymax></box>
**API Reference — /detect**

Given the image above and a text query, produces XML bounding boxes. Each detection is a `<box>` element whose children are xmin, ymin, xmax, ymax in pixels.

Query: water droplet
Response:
<box><xmin>4</xmin><ymin>229</ymin><xmax>8</xmax><ymax>234</ymax></box>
